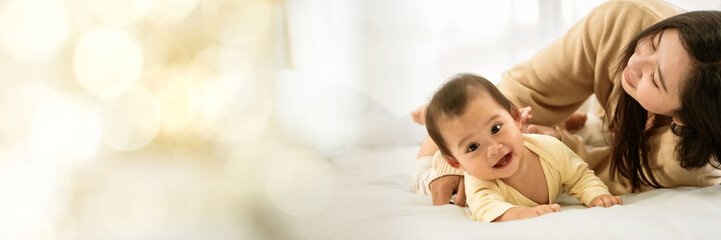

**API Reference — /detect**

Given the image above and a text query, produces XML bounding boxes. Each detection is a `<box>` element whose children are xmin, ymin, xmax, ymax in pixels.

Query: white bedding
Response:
<box><xmin>286</xmin><ymin>146</ymin><xmax>721</xmax><ymax>240</ymax></box>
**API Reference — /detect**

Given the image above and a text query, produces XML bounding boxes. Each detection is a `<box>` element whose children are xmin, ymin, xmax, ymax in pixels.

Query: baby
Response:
<box><xmin>422</xmin><ymin>73</ymin><xmax>622</xmax><ymax>222</ymax></box>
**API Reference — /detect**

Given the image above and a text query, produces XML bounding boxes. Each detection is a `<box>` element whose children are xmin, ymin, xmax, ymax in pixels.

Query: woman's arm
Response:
<box><xmin>497</xmin><ymin>0</ymin><xmax>680</xmax><ymax>126</ymax></box>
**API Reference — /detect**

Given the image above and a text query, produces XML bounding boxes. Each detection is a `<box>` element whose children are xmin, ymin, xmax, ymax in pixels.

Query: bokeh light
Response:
<box><xmin>86</xmin><ymin>0</ymin><xmax>153</xmax><ymax>26</ymax></box>
<box><xmin>93</xmin><ymin>84</ymin><xmax>161</xmax><ymax>151</ymax></box>
<box><xmin>155</xmin><ymin>67</ymin><xmax>198</xmax><ymax>135</ymax></box>
<box><xmin>0</xmin><ymin>0</ymin><xmax>278</xmax><ymax>238</ymax></box>
<box><xmin>0</xmin><ymin>83</ymin><xmax>59</xmax><ymax>147</ymax></box>
<box><xmin>0</xmin><ymin>0</ymin><xmax>68</xmax><ymax>63</ymax></box>
<box><xmin>0</xmin><ymin>150</ymin><xmax>64</xmax><ymax>240</ymax></box>
<box><xmin>147</xmin><ymin>0</ymin><xmax>198</xmax><ymax>26</ymax></box>
<box><xmin>185</xmin><ymin>43</ymin><xmax>273</xmax><ymax>142</ymax></box>
<box><xmin>195</xmin><ymin>79</ymin><xmax>223</xmax><ymax>136</ymax></box>
<box><xmin>30</xmin><ymin>96</ymin><xmax>99</xmax><ymax>162</ymax></box>
<box><xmin>201</xmin><ymin>0</ymin><xmax>273</xmax><ymax>44</ymax></box>
<box><xmin>186</xmin><ymin>46</ymin><xmax>221</xmax><ymax>138</ymax></box>
<box><xmin>98</xmin><ymin>172</ymin><xmax>169</xmax><ymax>239</ymax></box>
<box><xmin>73</xmin><ymin>29</ymin><xmax>144</xmax><ymax>96</ymax></box>
<box><xmin>152</xmin><ymin>166</ymin><xmax>204</xmax><ymax>236</ymax></box>
<box><xmin>197</xmin><ymin>72</ymin><xmax>273</xmax><ymax>142</ymax></box>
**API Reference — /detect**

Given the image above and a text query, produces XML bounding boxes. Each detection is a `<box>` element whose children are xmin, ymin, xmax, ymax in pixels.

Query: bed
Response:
<box><xmin>274</xmin><ymin>69</ymin><xmax>721</xmax><ymax>239</ymax></box>
<box><xmin>282</xmin><ymin>145</ymin><xmax>721</xmax><ymax>239</ymax></box>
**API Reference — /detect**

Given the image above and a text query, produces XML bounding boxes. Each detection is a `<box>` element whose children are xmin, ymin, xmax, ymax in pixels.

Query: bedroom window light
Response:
<box><xmin>513</xmin><ymin>0</ymin><xmax>539</xmax><ymax>27</ymax></box>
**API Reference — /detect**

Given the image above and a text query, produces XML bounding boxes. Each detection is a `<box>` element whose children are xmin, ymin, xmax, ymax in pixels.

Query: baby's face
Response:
<box><xmin>440</xmin><ymin>94</ymin><xmax>525</xmax><ymax>181</ymax></box>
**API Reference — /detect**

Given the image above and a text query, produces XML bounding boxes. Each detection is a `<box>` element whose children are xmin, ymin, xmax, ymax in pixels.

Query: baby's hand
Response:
<box><xmin>589</xmin><ymin>194</ymin><xmax>623</xmax><ymax>207</ymax></box>
<box><xmin>530</xmin><ymin>203</ymin><xmax>561</xmax><ymax>216</ymax></box>
<box><xmin>519</xmin><ymin>204</ymin><xmax>561</xmax><ymax>219</ymax></box>
<box><xmin>495</xmin><ymin>204</ymin><xmax>561</xmax><ymax>222</ymax></box>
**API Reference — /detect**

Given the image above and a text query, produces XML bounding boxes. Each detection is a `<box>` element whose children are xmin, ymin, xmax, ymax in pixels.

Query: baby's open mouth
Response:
<box><xmin>493</xmin><ymin>153</ymin><xmax>512</xmax><ymax>168</ymax></box>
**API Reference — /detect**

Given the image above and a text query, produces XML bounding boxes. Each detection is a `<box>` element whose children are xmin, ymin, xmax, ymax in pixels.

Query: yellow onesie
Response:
<box><xmin>433</xmin><ymin>134</ymin><xmax>610</xmax><ymax>222</ymax></box>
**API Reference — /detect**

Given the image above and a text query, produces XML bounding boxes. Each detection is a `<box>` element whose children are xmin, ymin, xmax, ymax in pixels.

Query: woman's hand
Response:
<box><xmin>518</xmin><ymin>106</ymin><xmax>560</xmax><ymax>138</ymax></box>
<box><xmin>518</xmin><ymin>106</ymin><xmax>533</xmax><ymax>133</ymax></box>
<box><xmin>562</xmin><ymin>112</ymin><xmax>587</xmax><ymax>130</ymax></box>
<box><xmin>522</xmin><ymin>110</ymin><xmax>588</xmax><ymax>140</ymax></box>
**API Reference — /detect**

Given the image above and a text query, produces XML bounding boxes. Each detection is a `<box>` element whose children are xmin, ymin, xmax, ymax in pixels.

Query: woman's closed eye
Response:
<box><xmin>651</xmin><ymin>71</ymin><xmax>659</xmax><ymax>88</ymax></box>
<box><xmin>649</xmin><ymin>34</ymin><xmax>660</xmax><ymax>89</ymax></box>
<box><xmin>650</xmin><ymin>35</ymin><xmax>657</xmax><ymax>51</ymax></box>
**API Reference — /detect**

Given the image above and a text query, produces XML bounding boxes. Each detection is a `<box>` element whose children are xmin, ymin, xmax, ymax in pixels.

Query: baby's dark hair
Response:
<box><xmin>425</xmin><ymin>73</ymin><xmax>516</xmax><ymax>158</ymax></box>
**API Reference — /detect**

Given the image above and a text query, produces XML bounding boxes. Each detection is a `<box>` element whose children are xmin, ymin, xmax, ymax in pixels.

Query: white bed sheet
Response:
<box><xmin>287</xmin><ymin>146</ymin><xmax>721</xmax><ymax>240</ymax></box>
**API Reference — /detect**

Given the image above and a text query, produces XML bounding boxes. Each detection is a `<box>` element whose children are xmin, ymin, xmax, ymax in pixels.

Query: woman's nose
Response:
<box><xmin>629</xmin><ymin>53</ymin><xmax>653</xmax><ymax>79</ymax></box>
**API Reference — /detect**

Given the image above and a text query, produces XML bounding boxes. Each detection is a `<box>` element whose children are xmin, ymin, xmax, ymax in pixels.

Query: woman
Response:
<box><xmin>413</xmin><ymin>0</ymin><xmax>721</xmax><ymax>206</ymax></box>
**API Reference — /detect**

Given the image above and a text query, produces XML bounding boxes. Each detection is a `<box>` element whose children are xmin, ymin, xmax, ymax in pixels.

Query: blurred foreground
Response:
<box><xmin>0</xmin><ymin>0</ymin><xmax>332</xmax><ymax>239</ymax></box>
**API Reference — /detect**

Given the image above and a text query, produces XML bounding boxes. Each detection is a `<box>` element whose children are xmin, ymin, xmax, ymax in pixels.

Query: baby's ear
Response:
<box><xmin>510</xmin><ymin>106</ymin><xmax>522</xmax><ymax>128</ymax></box>
<box><xmin>443</xmin><ymin>155</ymin><xmax>465</xmax><ymax>171</ymax></box>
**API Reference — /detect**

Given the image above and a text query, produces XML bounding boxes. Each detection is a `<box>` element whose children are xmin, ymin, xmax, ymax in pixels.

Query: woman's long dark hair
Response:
<box><xmin>610</xmin><ymin>11</ymin><xmax>721</xmax><ymax>191</ymax></box>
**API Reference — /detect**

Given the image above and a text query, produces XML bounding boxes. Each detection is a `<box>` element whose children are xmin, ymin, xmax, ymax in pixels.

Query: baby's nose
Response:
<box><xmin>487</xmin><ymin>144</ymin><xmax>500</xmax><ymax>159</ymax></box>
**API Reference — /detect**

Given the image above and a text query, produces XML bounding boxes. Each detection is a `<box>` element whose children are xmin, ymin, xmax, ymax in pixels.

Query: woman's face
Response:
<box><xmin>621</xmin><ymin>28</ymin><xmax>692</xmax><ymax>118</ymax></box>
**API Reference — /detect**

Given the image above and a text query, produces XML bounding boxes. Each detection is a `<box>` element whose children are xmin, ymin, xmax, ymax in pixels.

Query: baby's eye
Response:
<box><xmin>467</xmin><ymin>143</ymin><xmax>479</xmax><ymax>152</ymax></box>
<box><xmin>491</xmin><ymin>124</ymin><xmax>501</xmax><ymax>134</ymax></box>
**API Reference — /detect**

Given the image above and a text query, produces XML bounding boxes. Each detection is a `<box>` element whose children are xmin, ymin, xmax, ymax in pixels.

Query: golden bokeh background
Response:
<box><xmin>0</xmin><ymin>0</ymin><xmax>324</xmax><ymax>239</ymax></box>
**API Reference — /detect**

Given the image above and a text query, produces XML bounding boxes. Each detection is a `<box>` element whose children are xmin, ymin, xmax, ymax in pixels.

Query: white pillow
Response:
<box><xmin>275</xmin><ymin>70</ymin><xmax>426</xmax><ymax>157</ymax></box>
